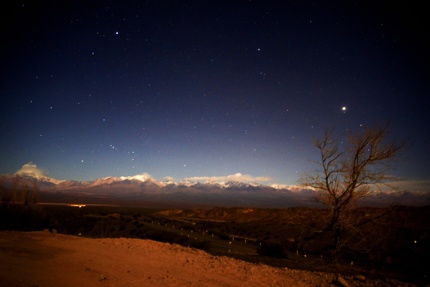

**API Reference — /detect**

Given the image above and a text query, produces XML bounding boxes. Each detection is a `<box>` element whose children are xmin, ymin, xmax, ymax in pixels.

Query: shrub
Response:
<box><xmin>258</xmin><ymin>241</ymin><xmax>287</xmax><ymax>258</ymax></box>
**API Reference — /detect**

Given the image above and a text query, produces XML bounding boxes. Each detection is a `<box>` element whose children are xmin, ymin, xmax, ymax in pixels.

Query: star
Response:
<box><xmin>2</xmin><ymin>0</ymin><xmax>427</xmax><ymax>191</ymax></box>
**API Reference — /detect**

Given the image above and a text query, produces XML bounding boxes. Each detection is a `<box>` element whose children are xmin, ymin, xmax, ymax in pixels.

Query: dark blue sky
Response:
<box><xmin>1</xmin><ymin>1</ymin><xmax>429</xmax><ymax>190</ymax></box>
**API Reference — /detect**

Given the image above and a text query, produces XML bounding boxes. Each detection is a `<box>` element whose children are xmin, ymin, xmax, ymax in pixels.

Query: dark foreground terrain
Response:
<box><xmin>3</xmin><ymin>230</ymin><xmax>407</xmax><ymax>287</ymax></box>
<box><xmin>1</xmin><ymin>203</ymin><xmax>429</xmax><ymax>285</ymax></box>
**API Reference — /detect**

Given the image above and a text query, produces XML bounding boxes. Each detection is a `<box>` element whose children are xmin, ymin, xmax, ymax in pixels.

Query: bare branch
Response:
<box><xmin>300</xmin><ymin>124</ymin><xmax>405</xmax><ymax>256</ymax></box>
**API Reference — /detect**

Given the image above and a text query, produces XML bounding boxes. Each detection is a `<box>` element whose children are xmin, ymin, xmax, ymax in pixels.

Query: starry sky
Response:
<box><xmin>1</xmin><ymin>1</ymin><xmax>429</xmax><ymax>190</ymax></box>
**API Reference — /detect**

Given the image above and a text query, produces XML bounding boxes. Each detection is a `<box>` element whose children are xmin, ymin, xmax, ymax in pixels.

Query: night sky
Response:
<box><xmin>1</xmin><ymin>1</ymin><xmax>429</xmax><ymax>191</ymax></box>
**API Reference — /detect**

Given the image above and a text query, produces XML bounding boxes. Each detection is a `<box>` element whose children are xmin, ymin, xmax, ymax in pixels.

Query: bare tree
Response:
<box><xmin>301</xmin><ymin>124</ymin><xmax>405</xmax><ymax>259</ymax></box>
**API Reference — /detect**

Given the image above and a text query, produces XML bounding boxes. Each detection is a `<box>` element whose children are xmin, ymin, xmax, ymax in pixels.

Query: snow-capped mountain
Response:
<box><xmin>0</xmin><ymin>174</ymin><xmax>61</xmax><ymax>190</ymax></box>
<box><xmin>0</xmin><ymin>173</ymin><xmax>310</xmax><ymax>207</ymax></box>
<box><xmin>1</xmin><ymin>173</ymin><xmax>428</xmax><ymax>208</ymax></box>
<box><xmin>88</xmin><ymin>176</ymin><xmax>164</xmax><ymax>189</ymax></box>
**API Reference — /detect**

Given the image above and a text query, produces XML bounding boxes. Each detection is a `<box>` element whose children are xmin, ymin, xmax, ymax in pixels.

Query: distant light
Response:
<box><xmin>69</xmin><ymin>204</ymin><xmax>86</xmax><ymax>208</ymax></box>
<box><xmin>341</xmin><ymin>106</ymin><xmax>347</xmax><ymax>113</ymax></box>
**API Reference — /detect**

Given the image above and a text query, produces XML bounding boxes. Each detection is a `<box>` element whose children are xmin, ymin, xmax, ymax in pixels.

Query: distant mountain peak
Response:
<box><xmin>1</xmin><ymin>173</ymin><xmax>428</xmax><ymax>208</ymax></box>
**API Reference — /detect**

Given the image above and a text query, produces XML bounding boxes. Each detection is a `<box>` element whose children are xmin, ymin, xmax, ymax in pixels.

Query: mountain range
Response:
<box><xmin>1</xmin><ymin>173</ymin><xmax>429</xmax><ymax>208</ymax></box>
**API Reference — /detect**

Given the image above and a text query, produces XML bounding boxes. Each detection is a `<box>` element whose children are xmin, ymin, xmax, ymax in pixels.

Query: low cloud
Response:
<box><xmin>378</xmin><ymin>179</ymin><xmax>430</xmax><ymax>193</ymax></box>
<box><xmin>185</xmin><ymin>173</ymin><xmax>272</xmax><ymax>183</ymax></box>
<box><xmin>119</xmin><ymin>173</ymin><xmax>154</xmax><ymax>182</ymax></box>
<box><xmin>163</xmin><ymin>176</ymin><xmax>175</xmax><ymax>182</ymax></box>
<box><xmin>271</xmin><ymin>184</ymin><xmax>319</xmax><ymax>192</ymax></box>
<box><xmin>15</xmin><ymin>162</ymin><xmax>46</xmax><ymax>178</ymax></box>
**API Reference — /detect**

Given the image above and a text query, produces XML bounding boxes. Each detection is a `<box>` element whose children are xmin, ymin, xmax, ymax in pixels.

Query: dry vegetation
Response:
<box><xmin>1</xmin><ymin>230</ymin><xmax>396</xmax><ymax>287</ymax></box>
<box><xmin>1</xmin><ymin>203</ymin><xmax>429</xmax><ymax>285</ymax></box>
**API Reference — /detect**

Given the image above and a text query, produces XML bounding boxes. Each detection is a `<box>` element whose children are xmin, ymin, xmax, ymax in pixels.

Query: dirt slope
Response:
<box><xmin>0</xmin><ymin>231</ymin><xmax>407</xmax><ymax>287</ymax></box>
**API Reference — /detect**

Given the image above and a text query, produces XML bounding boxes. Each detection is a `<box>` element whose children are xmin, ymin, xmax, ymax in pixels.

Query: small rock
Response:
<box><xmin>336</xmin><ymin>275</ymin><xmax>349</xmax><ymax>287</ymax></box>
<box><xmin>354</xmin><ymin>275</ymin><xmax>366</xmax><ymax>281</ymax></box>
<box><xmin>51</xmin><ymin>229</ymin><xmax>57</xmax><ymax>235</ymax></box>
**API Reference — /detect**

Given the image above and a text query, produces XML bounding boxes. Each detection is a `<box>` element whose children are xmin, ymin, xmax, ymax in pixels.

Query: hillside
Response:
<box><xmin>0</xmin><ymin>231</ymin><xmax>414</xmax><ymax>287</ymax></box>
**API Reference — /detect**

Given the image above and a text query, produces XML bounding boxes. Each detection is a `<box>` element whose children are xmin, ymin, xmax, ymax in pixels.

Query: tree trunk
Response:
<box><xmin>328</xmin><ymin>207</ymin><xmax>340</xmax><ymax>230</ymax></box>
<box><xmin>332</xmin><ymin>224</ymin><xmax>342</xmax><ymax>261</ymax></box>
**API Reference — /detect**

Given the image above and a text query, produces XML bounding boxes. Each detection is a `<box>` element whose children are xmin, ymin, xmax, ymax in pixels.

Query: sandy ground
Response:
<box><xmin>0</xmin><ymin>231</ymin><xmax>410</xmax><ymax>287</ymax></box>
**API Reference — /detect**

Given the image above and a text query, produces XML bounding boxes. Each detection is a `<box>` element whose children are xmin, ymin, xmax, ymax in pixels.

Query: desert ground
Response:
<box><xmin>0</xmin><ymin>230</ymin><xmax>413</xmax><ymax>287</ymax></box>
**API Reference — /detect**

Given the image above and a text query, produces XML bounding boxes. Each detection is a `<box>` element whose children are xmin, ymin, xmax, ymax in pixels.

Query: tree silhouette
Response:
<box><xmin>301</xmin><ymin>124</ymin><xmax>406</xmax><ymax>259</ymax></box>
